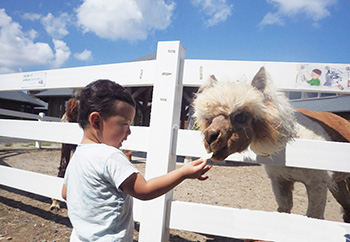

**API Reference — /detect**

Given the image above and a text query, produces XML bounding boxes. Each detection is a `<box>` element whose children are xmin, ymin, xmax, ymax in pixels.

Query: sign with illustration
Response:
<box><xmin>297</xmin><ymin>64</ymin><xmax>350</xmax><ymax>91</ymax></box>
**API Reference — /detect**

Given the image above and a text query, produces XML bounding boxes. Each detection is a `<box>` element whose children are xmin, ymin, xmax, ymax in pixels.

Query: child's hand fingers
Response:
<box><xmin>191</xmin><ymin>158</ymin><xmax>207</xmax><ymax>167</ymax></box>
<box><xmin>197</xmin><ymin>164</ymin><xmax>212</xmax><ymax>181</ymax></box>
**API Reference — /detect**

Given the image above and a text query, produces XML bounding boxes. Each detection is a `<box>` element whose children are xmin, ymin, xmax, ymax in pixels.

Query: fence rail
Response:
<box><xmin>0</xmin><ymin>41</ymin><xmax>350</xmax><ymax>242</ymax></box>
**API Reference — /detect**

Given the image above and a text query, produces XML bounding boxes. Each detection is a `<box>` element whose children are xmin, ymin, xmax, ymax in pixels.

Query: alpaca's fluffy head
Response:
<box><xmin>193</xmin><ymin>67</ymin><xmax>296</xmax><ymax>161</ymax></box>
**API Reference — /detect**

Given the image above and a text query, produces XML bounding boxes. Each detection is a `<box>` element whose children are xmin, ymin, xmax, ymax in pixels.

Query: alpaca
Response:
<box><xmin>192</xmin><ymin>67</ymin><xmax>350</xmax><ymax>222</ymax></box>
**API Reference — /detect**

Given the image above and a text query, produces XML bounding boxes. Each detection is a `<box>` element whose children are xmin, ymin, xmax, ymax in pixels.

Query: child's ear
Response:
<box><xmin>89</xmin><ymin>112</ymin><xmax>101</xmax><ymax>130</ymax></box>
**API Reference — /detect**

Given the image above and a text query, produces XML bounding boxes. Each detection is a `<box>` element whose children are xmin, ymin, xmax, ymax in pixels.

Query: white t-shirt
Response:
<box><xmin>64</xmin><ymin>143</ymin><xmax>139</xmax><ymax>242</ymax></box>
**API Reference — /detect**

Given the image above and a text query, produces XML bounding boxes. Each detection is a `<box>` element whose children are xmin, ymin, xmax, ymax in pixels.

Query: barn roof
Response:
<box><xmin>291</xmin><ymin>95</ymin><xmax>350</xmax><ymax>113</ymax></box>
<box><xmin>0</xmin><ymin>91</ymin><xmax>47</xmax><ymax>107</ymax></box>
<box><xmin>130</xmin><ymin>52</ymin><xmax>156</xmax><ymax>62</ymax></box>
<box><xmin>35</xmin><ymin>88</ymin><xmax>74</xmax><ymax>97</ymax></box>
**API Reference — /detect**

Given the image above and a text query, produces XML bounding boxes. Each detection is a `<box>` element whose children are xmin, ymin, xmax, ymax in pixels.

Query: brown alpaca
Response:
<box><xmin>193</xmin><ymin>67</ymin><xmax>350</xmax><ymax>222</ymax></box>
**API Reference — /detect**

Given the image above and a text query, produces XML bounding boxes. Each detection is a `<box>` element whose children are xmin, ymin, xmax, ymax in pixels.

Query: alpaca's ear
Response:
<box><xmin>198</xmin><ymin>75</ymin><xmax>218</xmax><ymax>93</ymax></box>
<box><xmin>251</xmin><ymin>67</ymin><xmax>266</xmax><ymax>92</ymax></box>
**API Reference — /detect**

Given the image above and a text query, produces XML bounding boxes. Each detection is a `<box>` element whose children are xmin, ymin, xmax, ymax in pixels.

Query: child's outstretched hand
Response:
<box><xmin>180</xmin><ymin>159</ymin><xmax>212</xmax><ymax>181</ymax></box>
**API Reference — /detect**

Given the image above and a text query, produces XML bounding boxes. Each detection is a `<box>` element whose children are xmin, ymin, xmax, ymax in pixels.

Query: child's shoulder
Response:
<box><xmin>77</xmin><ymin>143</ymin><xmax>123</xmax><ymax>156</ymax></box>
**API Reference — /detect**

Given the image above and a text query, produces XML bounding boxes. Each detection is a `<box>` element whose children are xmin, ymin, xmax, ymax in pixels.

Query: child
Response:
<box><xmin>61</xmin><ymin>79</ymin><xmax>212</xmax><ymax>241</ymax></box>
<box><xmin>303</xmin><ymin>69</ymin><xmax>322</xmax><ymax>86</ymax></box>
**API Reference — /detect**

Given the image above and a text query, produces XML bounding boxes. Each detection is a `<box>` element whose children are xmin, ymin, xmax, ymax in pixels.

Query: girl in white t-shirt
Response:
<box><xmin>62</xmin><ymin>79</ymin><xmax>211</xmax><ymax>241</ymax></box>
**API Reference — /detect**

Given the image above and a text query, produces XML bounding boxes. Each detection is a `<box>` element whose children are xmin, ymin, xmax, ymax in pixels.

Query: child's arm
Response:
<box><xmin>120</xmin><ymin>159</ymin><xmax>212</xmax><ymax>201</ymax></box>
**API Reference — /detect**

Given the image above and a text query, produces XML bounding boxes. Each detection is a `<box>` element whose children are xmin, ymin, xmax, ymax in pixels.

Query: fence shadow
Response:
<box><xmin>0</xmin><ymin>186</ymin><xmax>71</xmax><ymax>227</ymax></box>
<box><xmin>0</xmin><ymin>149</ymin><xmax>34</xmax><ymax>167</ymax></box>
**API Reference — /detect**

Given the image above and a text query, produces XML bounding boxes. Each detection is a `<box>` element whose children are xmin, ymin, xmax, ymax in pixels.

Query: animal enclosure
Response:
<box><xmin>0</xmin><ymin>41</ymin><xmax>350</xmax><ymax>242</ymax></box>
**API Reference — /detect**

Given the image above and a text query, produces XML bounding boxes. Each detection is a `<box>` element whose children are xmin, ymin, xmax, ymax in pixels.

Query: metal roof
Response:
<box><xmin>130</xmin><ymin>52</ymin><xmax>156</xmax><ymax>62</ymax></box>
<box><xmin>0</xmin><ymin>91</ymin><xmax>47</xmax><ymax>107</ymax></box>
<box><xmin>35</xmin><ymin>88</ymin><xmax>75</xmax><ymax>97</ymax></box>
<box><xmin>291</xmin><ymin>95</ymin><xmax>350</xmax><ymax>113</ymax></box>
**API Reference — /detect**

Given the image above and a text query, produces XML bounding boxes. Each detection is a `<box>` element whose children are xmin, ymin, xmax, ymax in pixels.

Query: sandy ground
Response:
<box><xmin>0</xmin><ymin>143</ymin><xmax>344</xmax><ymax>241</ymax></box>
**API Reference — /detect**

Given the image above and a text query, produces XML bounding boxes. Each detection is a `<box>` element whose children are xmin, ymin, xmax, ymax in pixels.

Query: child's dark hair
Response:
<box><xmin>78</xmin><ymin>79</ymin><xmax>135</xmax><ymax>129</ymax></box>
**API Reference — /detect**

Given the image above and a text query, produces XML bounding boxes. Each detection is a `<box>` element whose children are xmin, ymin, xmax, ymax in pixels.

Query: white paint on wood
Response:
<box><xmin>0</xmin><ymin>61</ymin><xmax>155</xmax><ymax>91</ymax></box>
<box><xmin>0</xmin><ymin>166</ymin><xmax>64</xmax><ymax>201</ymax></box>
<box><xmin>138</xmin><ymin>41</ymin><xmax>186</xmax><ymax>242</ymax></box>
<box><xmin>183</xmin><ymin>59</ymin><xmax>350</xmax><ymax>94</ymax></box>
<box><xmin>168</xmin><ymin>200</ymin><xmax>350</xmax><ymax>242</ymax></box>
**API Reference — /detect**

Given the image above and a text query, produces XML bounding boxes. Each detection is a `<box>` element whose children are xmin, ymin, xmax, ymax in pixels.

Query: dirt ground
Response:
<box><xmin>0</xmin><ymin>143</ymin><xmax>344</xmax><ymax>242</ymax></box>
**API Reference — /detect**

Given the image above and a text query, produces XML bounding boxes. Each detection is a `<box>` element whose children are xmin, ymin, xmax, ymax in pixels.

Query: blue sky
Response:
<box><xmin>0</xmin><ymin>0</ymin><xmax>349</xmax><ymax>74</ymax></box>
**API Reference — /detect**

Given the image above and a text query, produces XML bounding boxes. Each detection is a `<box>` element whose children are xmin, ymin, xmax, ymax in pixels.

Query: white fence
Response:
<box><xmin>0</xmin><ymin>41</ymin><xmax>350</xmax><ymax>242</ymax></box>
<box><xmin>0</xmin><ymin>108</ymin><xmax>60</xmax><ymax>147</ymax></box>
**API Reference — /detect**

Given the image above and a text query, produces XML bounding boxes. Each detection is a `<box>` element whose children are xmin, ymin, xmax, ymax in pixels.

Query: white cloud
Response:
<box><xmin>74</xmin><ymin>49</ymin><xmax>92</xmax><ymax>61</ymax></box>
<box><xmin>41</xmin><ymin>12</ymin><xmax>71</xmax><ymax>39</ymax></box>
<box><xmin>0</xmin><ymin>8</ymin><xmax>54</xmax><ymax>73</ymax></box>
<box><xmin>22</xmin><ymin>12</ymin><xmax>41</xmax><ymax>21</ymax></box>
<box><xmin>259</xmin><ymin>12</ymin><xmax>284</xmax><ymax>27</ymax></box>
<box><xmin>51</xmin><ymin>39</ymin><xmax>71</xmax><ymax>68</ymax></box>
<box><xmin>76</xmin><ymin>0</ymin><xmax>175</xmax><ymax>41</ymax></box>
<box><xmin>0</xmin><ymin>9</ymin><xmax>70</xmax><ymax>74</ymax></box>
<box><xmin>191</xmin><ymin>0</ymin><xmax>233</xmax><ymax>26</ymax></box>
<box><xmin>260</xmin><ymin>0</ymin><xmax>337</xmax><ymax>26</ymax></box>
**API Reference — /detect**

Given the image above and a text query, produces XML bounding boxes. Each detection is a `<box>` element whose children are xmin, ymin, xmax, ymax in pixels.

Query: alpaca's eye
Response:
<box><xmin>234</xmin><ymin>112</ymin><xmax>248</xmax><ymax>124</ymax></box>
<box><xmin>205</xmin><ymin>117</ymin><xmax>212</xmax><ymax>123</ymax></box>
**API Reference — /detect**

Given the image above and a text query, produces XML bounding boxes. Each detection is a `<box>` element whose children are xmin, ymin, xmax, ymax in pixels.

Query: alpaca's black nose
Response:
<box><xmin>207</xmin><ymin>130</ymin><xmax>220</xmax><ymax>145</ymax></box>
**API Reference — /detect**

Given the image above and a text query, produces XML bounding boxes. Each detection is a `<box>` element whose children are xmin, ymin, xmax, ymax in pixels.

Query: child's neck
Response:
<box><xmin>81</xmin><ymin>129</ymin><xmax>101</xmax><ymax>145</ymax></box>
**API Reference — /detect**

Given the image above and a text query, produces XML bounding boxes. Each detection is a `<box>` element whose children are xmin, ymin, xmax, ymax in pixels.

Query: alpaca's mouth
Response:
<box><xmin>210</xmin><ymin>147</ymin><xmax>230</xmax><ymax>162</ymax></box>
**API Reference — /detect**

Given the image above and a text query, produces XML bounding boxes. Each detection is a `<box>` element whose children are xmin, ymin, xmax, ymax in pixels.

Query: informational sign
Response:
<box><xmin>21</xmin><ymin>72</ymin><xmax>47</xmax><ymax>88</ymax></box>
<box><xmin>296</xmin><ymin>64</ymin><xmax>350</xmax><ymax>91</ymax></box>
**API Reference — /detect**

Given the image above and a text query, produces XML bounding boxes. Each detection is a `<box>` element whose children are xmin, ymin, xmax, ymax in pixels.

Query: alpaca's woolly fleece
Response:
<box><xmin>193</xmin><ymin>77</ymin><xmax>297</xmax><ymax>155</ymax></box>
<box><xmin>193</xmin><ymin>81</ymin><xmax>265</xmax><ymax>128</ymax></box>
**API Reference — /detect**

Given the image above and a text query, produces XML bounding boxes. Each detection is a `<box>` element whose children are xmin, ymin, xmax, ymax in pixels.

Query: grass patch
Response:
<box><xmin>4</xmin><ymin>143</ymin><xmax>13</xmax><ymax>147</ymax></box>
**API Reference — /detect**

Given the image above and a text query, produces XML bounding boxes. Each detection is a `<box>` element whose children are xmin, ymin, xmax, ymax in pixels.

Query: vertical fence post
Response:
<box><xmin>35</xmin><ymin>112</ymin><xmax>45</xmax><ymax>149</ymax></box>
<box><xmin>138</xmin><ymin>41</ymin><xmax>186</xmax><ymax>242</ymax></box>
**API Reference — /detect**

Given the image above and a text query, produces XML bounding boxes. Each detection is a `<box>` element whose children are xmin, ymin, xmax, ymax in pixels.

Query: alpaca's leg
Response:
<box><xmin>305</xmin><ymin>182</ymin><xmax>327</xmax><ymax>219</ymax></box>
<box><xmin>270</xmin><ymin>178</ymin><xmax>294</xmax><ymax>213</ymax></box>
<box><xmin>328</xmin><ymin>180</ymin><xmax>350</xmax><ymax>223</ymax></box>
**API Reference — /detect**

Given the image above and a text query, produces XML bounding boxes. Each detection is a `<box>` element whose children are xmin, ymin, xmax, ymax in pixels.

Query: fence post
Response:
<box><xmin>35</xmin><ymin>112</ymin><xmax>45</xmax><ymax>149</ymax></box>
<box><xmin>138</xmin><ymin>41</ymin><xmax>186</xmax><ymax>242</ymax></box>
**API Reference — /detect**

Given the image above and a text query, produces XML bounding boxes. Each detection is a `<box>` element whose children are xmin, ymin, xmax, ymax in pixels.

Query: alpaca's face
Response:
<box><xmin>193</xmin><ymin>68</ymin><xmax>270</xmax><ymax>161</ymax></box>
<box><xmin>200</xmin><ymin>109</ymin><xmax>256</xmax><ymax>161</ymax></box>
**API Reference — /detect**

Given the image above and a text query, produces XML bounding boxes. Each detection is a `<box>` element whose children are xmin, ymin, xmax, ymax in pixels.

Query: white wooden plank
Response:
<box><xmin>176</xmin><ymin>129</ymin><xmax>207</xmax><ymax>157</ymax></box>
<box><xmin>118</xmin><ymin>126</ymin><xmax>149</xmax><ymax>152</ymax></box>
<box><xmin>1</xmin><ymin>119</ymin><xmax>349</xmax><ymax>172</ymax></box>
<box><xmin>0</xmin><ymin>61</ymin><xmax>155</xmax><ymax>91</ymax></box>
<box><xmin>0</xmin><ymin>120</ymin><xmax>149</xmax><ymax>151</ymax></box>
<box><xmin>183</xmin><ymin>59</ymin><xmax>350</xmax><ymax>94</ymax></box>
<box><xmin>176</xmin><ymin>129</ymin><xmax>350</xmax><ymax>172</ymax></box>
<box><xmin>169</xmin><ymin>200</ymin><xmax>350</xmax><ymax>242</ymax></box>
<box><xmin>0</xmin><ymin>120</ymin><xmax>83</xmax><ymax>144</ymax></box>
<box><xmin>0</xmin><ymin>165</ymin><xmax>64</xmax><ymax>201</ymax></box>
<box><xmin>256</xmin><ymin>139</ymin><xmax>350</xmax><ymax>173</ymax></box>
<box><xmin>138</xmin><ymin>41</ymin><xmax>186</xmax><ymax>242</ymax></box>
<box><xmin>133</xmin><ymin>198</ymin><xmax>143</xmax><ymax>222</ymax></box>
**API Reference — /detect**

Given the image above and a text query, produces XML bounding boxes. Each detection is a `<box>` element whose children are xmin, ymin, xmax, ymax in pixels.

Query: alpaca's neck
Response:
<box><xmin>250</xmin><ymin>88</ymin><xmax>296</xmax><ymax>156</ymax></box>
